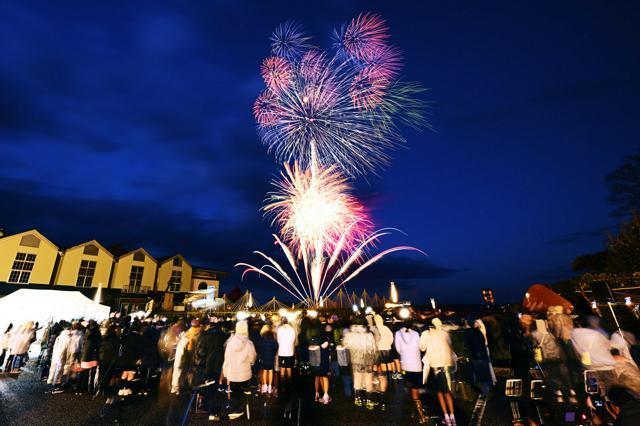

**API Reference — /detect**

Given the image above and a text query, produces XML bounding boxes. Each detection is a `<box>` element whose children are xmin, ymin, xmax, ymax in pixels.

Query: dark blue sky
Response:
<box><xmin>1</xmin><ymin>1</ymin><xmax>638</xmax><ymax>304</ymax></box>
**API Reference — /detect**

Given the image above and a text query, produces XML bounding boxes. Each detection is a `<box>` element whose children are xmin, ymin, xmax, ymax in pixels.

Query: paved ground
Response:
<box><xmin>0</xmin><ymin>367</ymin><xmax>514</xmax><ymax>425</ymax></box>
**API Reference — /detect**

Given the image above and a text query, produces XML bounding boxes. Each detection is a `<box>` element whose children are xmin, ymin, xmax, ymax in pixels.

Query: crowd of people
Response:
<box><xmin>518</xmin><ymin>306</ymin><xmax>640</xmax><ymax>425</ymax></box>
<box><xmin>1</xmin><ymin>303</ymin><xmax>640</xmax><ymax>425</ymax></box>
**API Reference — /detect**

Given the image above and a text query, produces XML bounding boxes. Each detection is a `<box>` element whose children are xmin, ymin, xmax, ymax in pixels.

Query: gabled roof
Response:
<box><xmin>1</xmin><ymin>229</ymin><xmax>59</xmax><ymax>251</ymax></box>
<box><xmin>157</xmin><ymin>253</ymin><xmax>191</xmax><ymax>267</ymax></box>
<box><xmin>61</xmin><ymin>239</ymin><xmax>114</xmax><ymax>259</ymax></box>
<box><xmin>115</xmin><ymin>247</ymin><xmax>157</xmax><ymax>263</ymax></box>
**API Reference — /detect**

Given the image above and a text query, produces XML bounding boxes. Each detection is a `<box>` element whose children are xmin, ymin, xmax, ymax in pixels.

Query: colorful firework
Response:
<box><xmin>260</xmin><ymin>56</ymin><xmax>293</xmax><ymax>94</ymax></box>
<box><xmin>239</xmin><ymin>13</ymin><xmax>429</xmax><ymax>307</ymax></box>
<box><xmin>264</xmin><ymin>162</ymin><xmax>371</xmax><ymax>257</ymax></box>
<box><xmin>253</xmin><ymin>13</ymin><xmax>426</xmax><ymax>177</ymax></box>
<box><xmin>336</xmin><ymin>12</ymin><xmax>390</xmax><ymax>61</ymax></box>
<box><xmin>270</xmin><ymin>21</ymin><xmax>312</xmax><ymax>59</ymax></box>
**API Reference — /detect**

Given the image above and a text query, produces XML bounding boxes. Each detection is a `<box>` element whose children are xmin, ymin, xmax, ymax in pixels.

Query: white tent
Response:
<box><xmin>0</xmin><ymin>289</ymin><xmax>111</xmax><ymax>333</ymax></box>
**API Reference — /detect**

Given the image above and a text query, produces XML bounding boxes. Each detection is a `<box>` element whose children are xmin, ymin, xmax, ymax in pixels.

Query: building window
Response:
<box><xmin>129</xmin><ymin>266</ymin><xmax>144</xmax><ymax>290</ymax></box>
<box><xmin>133</xmin><ymin>251</ymin><xmax>145</xmax><ymax>262</ymax></box>
<box><xmin>8</xmin><ymin>252</ymin><xmax>37</xmax><ymax>283</ymax></box>
<box><xmin>76</xmin><ymin>260</ymin><xmax>96</xmax><ymax>287</ymax></box>
<box><xmin>83</xmin><ymin>244</ymin><xmax>99</xmax><ymax>256</ymax></box>
<box><xmin>168</xmin><ymin>270</ymin><xmax>182</xmax><ymax>292</ymax></box>
<box><xmin>172</xmin><ymin>257</ymin><xmax>182</xmax><ymax>267</ymax></box>
<box><xmin>20</xmin><ymin>234</ymin><xmax>41</xmax><ymax>248</ymax></box>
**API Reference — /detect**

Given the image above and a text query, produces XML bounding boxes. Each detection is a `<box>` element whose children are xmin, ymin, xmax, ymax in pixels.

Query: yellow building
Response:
<box><xmin>109</xmin><ymin>248</ymin><xmax>158</xmax><ymax>293</ymax></box>
<box><xmin>156</xmin><ymin>254</ymin><xmax>192</xmax><ymax>293</ymax></box>
<box><xmin>0</xmin><ymin>229</ymin><xmax>59</xmax><ymax>285</ymax></box>
<box><xmin>54</xmin><ymin>240</ymin><xmax>113</xmax><ymax>288</ymax></box>
<box><xmin>192</xmin><ymin>266</ymin><xmax>223</xmax><ymax>297</ymax></box>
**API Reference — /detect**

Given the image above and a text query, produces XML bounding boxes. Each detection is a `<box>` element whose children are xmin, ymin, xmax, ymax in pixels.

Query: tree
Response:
<box><xmin>605</xmin><ymin>153</ymin><xmax>640</xmax><ymax>217</ymax></box>
<box><xmin>606</xmin><ymin>213</ymin><xmax>640</xmax><ymax>274</ymax></box>
<box><xmin>572</xmin><ymin>251</ymin><xmax>608</xmax><ymax>273</ymax></box>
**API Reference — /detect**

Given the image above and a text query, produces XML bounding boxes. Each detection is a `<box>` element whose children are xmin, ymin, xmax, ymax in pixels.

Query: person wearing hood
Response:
<box><xmin>419</xmin><ymin>318</ymin><xmax>457</xmax><ymax>426</ymax></box>
<box><xmin>464</xmin><ymin>319</ymin><xmax>495</xmax><ymax>397</ymax></box>
<box><xmin>373</xmin><ymin>314</ymin><xmax>393</xmax><ymax>410</ymax></box>
<box><xmin>222</xmin><ymin>320</ymin><xmax>256</xmax><ymax>421</ymax></box>
<box><xmin>396</xmin><ymin>321</ymin><xmax>427</xmax><ymax>424</ymax></box>
<box><xmin>343</xmin><ymin>318</ymin><xmax>378</xmax><ymax>410</ymax></box>
<box><xmin>48</xmin><ymin>323</ymin><xmax>73</xmax><ymax>392</ymax></box>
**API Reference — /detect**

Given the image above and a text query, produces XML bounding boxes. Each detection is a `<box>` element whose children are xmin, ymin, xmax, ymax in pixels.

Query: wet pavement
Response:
<box><xmin>0</xmin><ymin>366</ymin><xmax>513</xmax><ymax>425</ymax></box>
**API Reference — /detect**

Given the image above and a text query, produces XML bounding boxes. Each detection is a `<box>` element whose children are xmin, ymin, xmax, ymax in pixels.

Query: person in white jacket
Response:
<box><xmin>48</xmin><ymin>325</ymin><xmax>73</xmax><ymax>390</ymax></box>
<box><xmin>8</xmin><ymin>321</ymin><xmax>36</xmax><ymax>372</ymax></box>
<box><xmin>343</xmin><ymin>320</ymin><xmax>378</xmax><ymax>409</ymax></box>
<box><xmin>419</xmin><ymin>318</ymin><xmax>457</xmax><ymax>426</ymax></box>
<box><xmin>276</xmin><ymin>317</ymin><xmax>296</xmax><ymax>389</ymax></box>
<box><xmin>395</xmin><ymin>322</ymin><xmax>427</xmax><ymax>423</ymax></box>
<box><xmin>223</xmin><ymin>321</ymin><xmax>256</xmax><ymax>420</ymax></box>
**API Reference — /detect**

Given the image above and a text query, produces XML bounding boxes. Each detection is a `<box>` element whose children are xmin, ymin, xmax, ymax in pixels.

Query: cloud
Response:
<box><xmin>544</xmin><ymin>226</ymin><xmax>612</xmax><ymax>245</ymax></box>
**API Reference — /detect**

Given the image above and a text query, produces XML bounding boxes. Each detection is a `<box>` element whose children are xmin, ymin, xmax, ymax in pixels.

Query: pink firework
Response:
<box><xmin>362</xmin><ymin>44</ymin><xmax>403</xmax><ymax>81</ymax></box>
<box><xmin>261</xmin><ymin>56</ymin><xmax>293</xmax><ymax>93</ymax></box>
<box><xmin>300</xmin><ymin>81</ymin><xmax>339</xmax><ymax>113</ymax></box>
<box><xmin>264</xmin><ymin>163</ymin><xmax>372</xmax><ymax>257</ymax></box>
<box><xmin>350</xmin><ymin>66</ymin><xmax>389</xmax><ymax>111</ymax></box>
<box><xmin>253</xmin><ymin>91</ymin><xmax>282</xmax><ymax>127</ymax></box>
<box><xmin>341</xmin><ymin>12</ymin><xmax>390</xmax><ymax>61</ymax></box>
<box><xmin>299</xmin><ymin>50</ymin><xmax>326</xmax><ymax>83</ymax></box>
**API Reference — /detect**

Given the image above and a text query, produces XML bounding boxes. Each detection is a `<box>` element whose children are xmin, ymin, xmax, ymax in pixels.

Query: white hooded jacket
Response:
<box><xmin>394</xmin><ymin>328</ymin><xmax>422</xmax><ymax>372</ymax></box>
<box><xmin>223</xmin><ymin>334</ymin><xmax>256</xmax><ymax>382</ymax></box>
<box><xmin>374</xmin><ymin>315</ymin><xmax>393</xmax><ymax>351</ymax></box>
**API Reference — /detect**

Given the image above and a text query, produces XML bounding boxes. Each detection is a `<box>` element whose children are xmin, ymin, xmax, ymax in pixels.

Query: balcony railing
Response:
<box><xmin>121</xmin><ymin>286</ymin><xmax>151</xmax><ymax>294</ymax></box>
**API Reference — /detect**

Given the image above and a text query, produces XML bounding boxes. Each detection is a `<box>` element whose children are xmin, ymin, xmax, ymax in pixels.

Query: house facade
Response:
<box><xmin>0</xmin><ymin>229</ymin><xmax>227</xmax><ymax>313</ymax></box>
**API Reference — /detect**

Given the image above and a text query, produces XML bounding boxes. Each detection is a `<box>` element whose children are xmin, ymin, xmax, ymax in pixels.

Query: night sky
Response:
<box><xmin>1</xmin><ymin>1</ymin><xmax>638</xmax><ymax>304</ymax></box>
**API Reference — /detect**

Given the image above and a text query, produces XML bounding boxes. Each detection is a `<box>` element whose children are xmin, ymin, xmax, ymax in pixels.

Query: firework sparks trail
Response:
<box><xmin>236</xmin><ymin>229</ymin><xmax>426</xmax><ymax>306</ymax></box>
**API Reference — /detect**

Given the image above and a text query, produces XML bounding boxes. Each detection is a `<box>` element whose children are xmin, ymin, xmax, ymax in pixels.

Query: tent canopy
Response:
<box><xmin>522</xmin><ymin>283</ymin><xmax>573</xmax><ymax>313</ymax></box>
<box><xmin>0</xmin><ymin>289</ymin><xmax>110</xmax><ymax>332</ymax></box>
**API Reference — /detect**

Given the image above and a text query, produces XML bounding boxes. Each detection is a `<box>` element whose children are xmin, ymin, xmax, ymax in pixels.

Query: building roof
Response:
<box><xmin>0</xmin><ymin>229</ymin><xmax>59</xmax><ymax>251</ymax></box>
<box><xmin>60</xmin><ymin>239</ymin><xmax>114</xmax><ymax>258</ymax></box>
<box><xmin>157</xmin><ymin>254</ymin><xmax>191</xmax><ymax>266</ymax></box>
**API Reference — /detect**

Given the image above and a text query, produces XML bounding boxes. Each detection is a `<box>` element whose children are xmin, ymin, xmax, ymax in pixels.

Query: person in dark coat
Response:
<box><xmin>309</xmin><ymin>321</ymin><xmax>332</xmax><ymax>404</ymax></box>
<box><xmin>194</xmin><ymin>319</ymin><xmax>227</xmax><ymax>421</ymax></box>
<box><xmin>80</xmin><ymin>320</ymin><xmax>101</xmax><ymax>393</ymax></box>
<box><xmin>141</xmin><ymin>321</ymin><xmax>162</xmax><ymax>394</ymax></box>
<box><xmin>256</xmin><ymin>323</ymin><xmax>278</xmax><ymax>394</ymax></box>
<box><xmin>464</xmin><ymin>320</ymin><xmax>493</xmax><ymax>396</ymax></box>
<box><xmin>117</xmin><ymin>321</ymin><xmax>145</xmax><ymax>396</ymax></box>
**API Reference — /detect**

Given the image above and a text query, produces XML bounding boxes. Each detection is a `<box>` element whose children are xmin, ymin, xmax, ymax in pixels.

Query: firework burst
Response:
<box><xmin>239</xmin><ymin>13</ymin><xmax>429</xmax><ymax>307</ymax></box>
<box><xmin>264</xmin><ymin>162</ymin><xmax>371</xmax><ymax>257</ymax></box>
<box><xmin>253</xmin><ymin>14</ymin><xmax>425</xmax><ymax>177</ymax></box>
<box><xmin>270</xmin><ymin>21</ymin><xmax>312</xmax><ymax>59</ymax></box>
